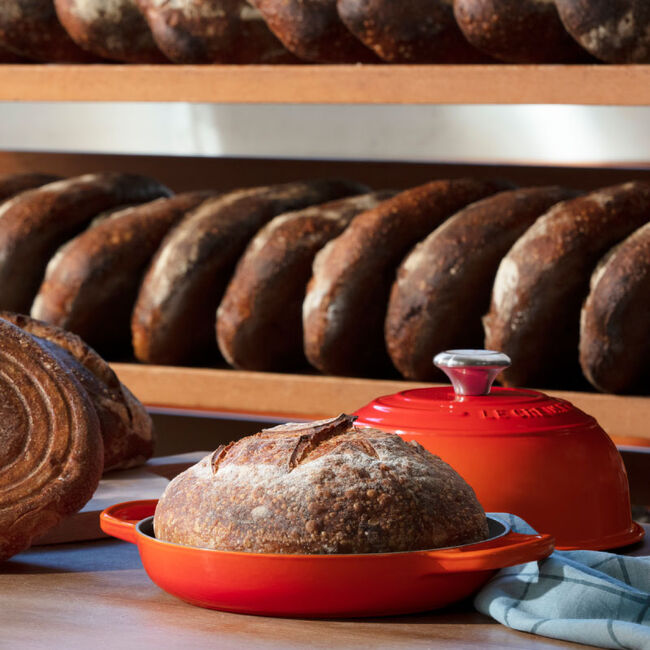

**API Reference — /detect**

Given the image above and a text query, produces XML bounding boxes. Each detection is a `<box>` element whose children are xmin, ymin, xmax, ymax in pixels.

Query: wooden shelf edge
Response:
<box><xmin>111</xmin><ymin>363</ymin><xmax>650</xmax><ymax>442</ymax></box>
<box><xmin>1</xmin><ymin>64</ymin><xmax>649</xmax><ymax>104</ymax></box>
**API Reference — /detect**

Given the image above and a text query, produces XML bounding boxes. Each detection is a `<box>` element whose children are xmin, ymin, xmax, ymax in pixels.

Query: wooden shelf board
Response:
<box><xmin>1</xmin><ymin>64</ymin><xmax>649</xmax><ymax>104</ymax></box>
<box><xmin>111</xmin><ymin>363</ymin><xmax>650</xmax><ymax>443</ymax></box>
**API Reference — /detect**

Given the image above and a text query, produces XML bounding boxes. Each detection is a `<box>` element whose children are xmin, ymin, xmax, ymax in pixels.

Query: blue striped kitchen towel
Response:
<box><xmin>475</xmin><ymin>514</ymin><xmax>650</xmax><ymax>650</ymax></box>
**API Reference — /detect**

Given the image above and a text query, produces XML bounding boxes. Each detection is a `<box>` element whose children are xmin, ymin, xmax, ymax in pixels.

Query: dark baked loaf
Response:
<box><xmin>31</xmin><ymin>192</ymin><xmax>215</xmax><ymax>356</ymax></box>
<box><xmin>0</xmin><ymin>42</ymin><xmax>30</xmax><ymax>62</ymax></box>
<box><xmin>0</xmin><ymin>0</ymin><xmax>97</xmax><ymax>61</ymax></box>
<box><xmin>0</xmin><ymin>318</ymin><xmax>103</xmax><ymax>561</ymax></box>
<box><xmin>386</xmin><ymin>186</ymin><xmax>579</xmax><ymax>381</ymax></box>
<box><xmin>217</xmin><ymin>191</ymin><xmax>394</xmax><ymax>372</ymax></box>
<box><xmin>0</xmin><ymin>173</ymin><xmax>61</xmax><ymax>202</ymax></box>
<box><xmin>250</xmin><ymin>0</ymin><xmax>378</xmax><ymax>62</ymax></box>
<box><xmin>555</xmin><ymin>0</ymin><xmax>650</xmax><ymax>63</ymax></box>
<box><xmin>580</xmin><ymin>223</ymin><xmax>650</xmax><ymax>394</ymax></box>
<box><xmin>303</xmin><ymin>178</ymin><xmax>510</xmax><ymax>377</ymax></box>
<box><xmin>484</xmin><ymin>181</ymin><xmax>650</xmax><ymax>389</ymax></box>
<box><xmin>1</xmin><ymin>312</ymin><xmax>154</xmax><ymax>472</ymax></box>
<box><xmin>54</xmin><ymin>0</ymin><xmax>167</xmax><ymax>62</ymax></box>
<box><xmin>136</xmin><ymin>0</ymin><xmax>297</xmax><ymax>63</ymax></box>
<box><xmin>132</xmin><ymin>179</ymin><xmax>367</xmax><ymax>366</ymax></box>
<box><xmin>0</xmin><ymin>173</ymin><xmax>171</xmax><ymax>314</ymax></box>
<box><xmin>337</xmin><ymin>0</ymin><xmax>490</xmax><ymax>63</ymax></box>
<box><xmin>154</xmin><ymin>414</ymin><xmax>488</xmax><ymax>554</ymax></box>
<box><xmin>453</xmin><ymin>0</ymin><xmax>593</xmax><ymax>63</ymax></box>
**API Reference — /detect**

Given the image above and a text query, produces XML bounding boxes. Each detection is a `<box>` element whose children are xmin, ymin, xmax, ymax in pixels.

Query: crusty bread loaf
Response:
<box><xmin>337</xmin><ymin>0</ymin><xmax>490</xmax><ymax>63</ymax></box>
<box><xmin>453</xmin><ymin>0</ymin><xmax>593</xmax><ymax>63</ymax></box>
<box><xmin>0</xmin><ymin>42</ymin><xmax>29</xmax><ymax>62</ymax></box>
<box><xmin>32</xmin><ymin>192</ymin><xmax>215</xmax><ymax>356</ymax></box>
<box><xmin>555</xmin><ymin>0</ymin><xmax>650</xmax><ymax>63</ymax></box>
<box><xmin>1</xmin><ymin>312</ymin><xmax>154</xmax><ymax>472</ymax></box>
<box><xmin>132</xmin><ymin>179</ymin><xmax>368</xmax><ymax>366</ymax></box>
<box><xmin>0</xmin><ymin>173</ymin><xmax>61</xmax><ymax>203</ymax></box>
<box><xmin>0</xmin><ymin>317</ymin><xmax>103</xmax><ymax>561</ymax></box>
<box><xmin>217</xmin><ymin>191</ymin><xmax>394</xmax><ymax>372</ymax></box>
<box><xmin>0</xmin><ymin>173</ymin><xmax>171</xmax><ymax>314</ymax></box>
<box><xmin>580</xmin><ymin>223</ymin><xmax>650</xmax><ymax>394</ymax></box>
<box><xmin>386</xmin><ymin>186</ymin><xmax>579</xmax><ymax>381</ymax></box>
<box><xmin>303</xmin><ymin>178</ymin><xmax>510</xmax><ymax>377</ymax></box>
<box><xmin>0</xmin><ymin>0</ymin><xmax>97</xmax><ymax>62</ymax></box>
<box><xmin>54</xmin><ymin>0</ymin><xmax>167</xmax><ymax>62</ymax></box>
<box><xmin>484</xmin><ymin>181</ymin><xmax>650</xmax><ymax>389</ymax></box>
<box><xmin>136</xmin><ymin>0</ymin><xmax>297</xmax><ymax>63</ymax></box>
<box><xmin>154</xmin><ymin>414</ymin><xmax>488</xmax><ymax>554</ymax></box>
<box><xmin>250</xmin><ymin>0</ymin><xmax>378</xmax><ymax>62</ymax></box>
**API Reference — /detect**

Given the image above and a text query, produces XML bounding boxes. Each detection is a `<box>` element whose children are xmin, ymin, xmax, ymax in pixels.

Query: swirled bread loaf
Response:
<box><xmin>154</xmin><ymin>414</ymin><xmax>488</xmax><ymax>554</ymax></box>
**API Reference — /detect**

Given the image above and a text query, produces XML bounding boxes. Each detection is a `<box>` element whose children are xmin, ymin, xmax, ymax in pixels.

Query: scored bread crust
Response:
<box><xmin>580</xmin><ymin>223</ymin><xmax>650</xmax><ymax>394</ymax></box>
<box><xmin>1</xmin><ymin>312</ymin><xmax>154</xmax><ymax>472</ymax></box>
<box><xmin>0</xmin><ymin>173</ymin><xmax>61</xmax><ymax>202</ymax></box>
<box><xmin>154</xmin><ymin>414</ymin><xmax>489</xmax><ymax>554</ymax></box>
<box><xmin>0</xmin><ymin>318</ymin><xmax>103</xmax><ymax>561</ymax></box>
<box><xmin>385</xmin><ymin>186</ymin><xmax>579</xmax><ymax>381</ymax></box>
<box><xmin>484</xmin><ymin>181</ymin><xmax>650</xmax><ymax>388</ymax></box>
<box><xmin>302</xmin><ymin>178</ymin><xmax>510</xmax><ymax>377</ymax></box>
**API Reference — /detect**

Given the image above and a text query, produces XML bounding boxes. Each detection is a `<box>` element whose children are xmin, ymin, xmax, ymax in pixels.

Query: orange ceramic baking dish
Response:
<box><xmin>100</xmin><ymin>500</ymin><xmax>554</xmax><ymax>618</ymax></box>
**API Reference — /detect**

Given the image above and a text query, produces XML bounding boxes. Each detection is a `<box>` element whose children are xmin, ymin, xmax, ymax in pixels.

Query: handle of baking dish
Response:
<box><xmin>425</xmin><ymin>532</ymin><xmax>555</xmax><ymax>573</ymax></box>
<box><xmin>100</xmin><ymin>500</ymin><xmax>159</xmax><ymax>544</ymax></box>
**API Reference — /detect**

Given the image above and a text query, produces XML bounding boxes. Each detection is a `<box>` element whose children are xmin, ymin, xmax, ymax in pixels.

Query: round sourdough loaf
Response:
<box><xmin>580</xmin><ymin>223</ymin><xmax>650</xmax><ymax>394</ymax></box>
<box><xmin>154</xmin><ymin>415</ymin><xmax>489</xmax><ymax>554</ymax></box>
<box><xmin>1</xmin><ymin>312</ymin><xmax>154</xmax><ymax>472</ymax></box>
<box><xmin>0</xmin><ymin>318</ymin><xmax>103</xmax><ymax>561</ymax></box>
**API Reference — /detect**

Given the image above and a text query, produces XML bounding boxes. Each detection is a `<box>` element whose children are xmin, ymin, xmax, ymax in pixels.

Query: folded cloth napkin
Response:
<box><xmin>475</xmin><ymin>514</ymin><xmax>650</xmax><ymax>650</ymax></box>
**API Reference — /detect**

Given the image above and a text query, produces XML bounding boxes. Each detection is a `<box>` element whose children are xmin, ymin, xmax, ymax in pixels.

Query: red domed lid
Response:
<box><xmin>354</xmin><ymin>350</ymin><xmax>597</xmax><ymax>435</ymax></box>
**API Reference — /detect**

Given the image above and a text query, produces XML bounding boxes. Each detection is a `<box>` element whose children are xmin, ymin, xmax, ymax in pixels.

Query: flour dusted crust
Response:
<box><xmin>386</xmin><ymin>186</ymin><xmax>578</xmax><ymax>381</ymax></box>
<box><xmin>337</xmin><ymin>0</ymin><xmax>490</xmax><ymax>63</ymax></box>
<box><xmin>303</xmin><ymin>178</ymin><xmax>509</xmax><ymax>377</ymax></box>
<box><xmin>0</xmin><ymin>0</ymin><xmax>97</xmax><ymax>61</ymax></box>
<box><xmin>0</xmin><ymin>173</ymin><xmax>171</xmax><ymax>314</ymax></box>
<box><xmin>1</xmin><ymin>312</ymin><xmax>154</xmax><ymax>472</ymax></box>
<box><xmin>217</xmin><ymin>191</ymin><xmax>393</xmax><ymax>372</ymax></box>
<box><xmin>132</xmin><ymin>179</ymin><xmax>367</xmax><ymax>365</ymax></box>
<box><xmin>454</xmin><ymin>0</ymin><xmax>593</xmax><ymax>63</ymax></box>
<box><xmin>580</xmin><ymin>223</ymin><xmax>650</xmax><ymax>394</ymax></box>
<box><xmin>154</xmin><ymin>415</ymin><xmax>489</xmax><ymax>554</ymax></box>
<box><xmin>0</xmin><ymin>173</ymin><xmax>61</xmax><ymax>203</ymax></box>
<box><xmin>484</xmin><ymin>181</ymin><xmax>650</xmax><ymax>388</ymax></box>
<box><xmin>136</xmin><ymin>0</ymin><xmax>297</xmax><ymax>63</ymax></box>
<box><xmin>555</xmin><ymin>0</ymin><xmax>650</xmax><ymax>63</ymax></box>
<box><xmin>32</xmin><ymin>192</ymin><xmax>214</xmax><ymax>355</ymax></box>
<box><xmin>0</xmin><ymin>318</ymin><xmax>103</xmax><ymax>561</ymax></box>
<box><xmin>54</xmin><ymin>0</ymin><xmax>167</xmax><ymax>62</ymax></box>
<box><xmin>250</xmin><ymin>0</ymin><xmax>378</xmax><ymax>62</ymax></box>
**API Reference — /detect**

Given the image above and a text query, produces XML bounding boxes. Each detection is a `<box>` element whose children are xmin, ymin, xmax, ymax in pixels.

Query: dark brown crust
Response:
<box><xmin>154</xmin><ymin>414</ymin><xmax>488</xmax><ymax>554</ymax></box>
<box><xmin>250</xmin><ymin>0</ymin><xmax>379</xmax><ymax>62</ymax></box>
<box><xmin>0</xmin><ymin>173</ymin><xmax>61</xmax><ymax>203</ymax></box>
<box><xmin>385</xmin><ymin>186</ymin><xmax>580</xmax><ymax>381</ymax></box>
<box><xmin>579</xmin><ymin>223</ymin><xmax>650</xmax><ymax>394</ymax></box>
<box><xmin>0</xmin><ymin>312</ymin><xmax>154</xmax><ymax>472</ymax></box>
<box><xmin>132</xmin><ymin>179</ymin><xmax>368</xmax><ymax>365</ymax></box>
<box><xmin>0</xmin><ymin>173</ymin><xmax>171</xmax><ymax>314</ymax></box>
<box><xmin>303</xmin><ymin>178</ymin><xmax>511</xmax><ymax>377</ymax></box>
<box><xmin>337</xmin><ymin>0</ymin><xmax>491</xmax><ymax>63</ymax></box>
<box><xmin>555</xmin><ymin>0</ymin><xmax>650</xmax><ymax>63</ymax></box>
<box><xmin>32</xmin><ymin>192</ymin><xmax>215</xmax><ymax>356</ymax></box>
<box><xmin>484</xmin><ymin>181</ymin><xmax>650</xmax><ymax>389</ymax></box>
<box><xmin>217</xmin><ymin>191</ymin><xmax>393</xmax><ymax>372</ymax></box>
<box><xmin>0</xmin><ymin>318</ymin><xmax>103</xmax><ymax>561</ymax></box>
<box><xmin>54</xmin><ymin>0</ymin><xmax>167</xmax><ymax>62</ymax></box>
<box><xmin>0</xmin><ymin>41</ymin><xmax>30</xmax><ymax>62</ymax></box>
<box><xmin>453</xmin><ymin>0</ymin><xmax>594</xmax><ymax>63</ymax></box>
<box><xmin>136</xmin><ymin>0</ymin><xmax>298</xmax><ymax>63</ymax></box>
<box><xmin>0</xmin><ymin>0</ymin><xmax>98</xmax><ymax>62</ymax></box>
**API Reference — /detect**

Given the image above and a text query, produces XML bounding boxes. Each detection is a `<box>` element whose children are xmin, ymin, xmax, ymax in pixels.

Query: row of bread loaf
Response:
<box><xmin>0</xmin><ymin>171</ymin><xmax>648</xmax><ymax>394</ymax></box>
<box><xmin>0</xmin><ymin>0</ymin><xmax>648</xmax><ymax>65</ymax></box>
